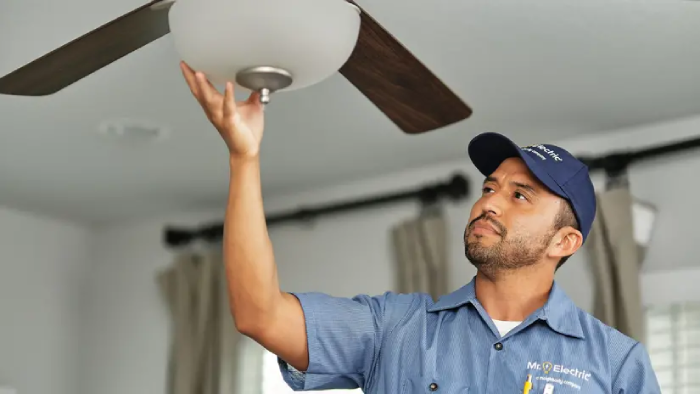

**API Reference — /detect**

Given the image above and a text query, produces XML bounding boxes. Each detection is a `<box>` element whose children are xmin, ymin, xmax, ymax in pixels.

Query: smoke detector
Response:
<box><xmin>98</xmin><ymin>119</ymin><xmax>171</xmax><ymax>144</ymax></box>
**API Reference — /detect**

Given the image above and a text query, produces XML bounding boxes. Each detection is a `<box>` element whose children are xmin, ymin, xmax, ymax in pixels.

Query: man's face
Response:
<box><xmin>464</xmin><ymin>157</ymin><xmax>572</xmax><ymax>275</ymax></box>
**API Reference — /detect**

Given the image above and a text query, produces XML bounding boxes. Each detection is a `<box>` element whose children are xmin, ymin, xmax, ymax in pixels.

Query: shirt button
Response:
<box><xmin>494</xmin><ymin>342</ymin><xmax>504</xmax><ymax>351</ymax></box>
<box><xmin>429</xmin><ymin>382</ymin><xmax>439</xmax><ymax>391</ymax></box>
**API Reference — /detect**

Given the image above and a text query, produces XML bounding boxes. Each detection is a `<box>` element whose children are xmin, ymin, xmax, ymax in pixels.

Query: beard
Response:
<box><xmin>464</xmin><ymin>213</ymin><xmax>552</xmax><ymax>277</ymax></box>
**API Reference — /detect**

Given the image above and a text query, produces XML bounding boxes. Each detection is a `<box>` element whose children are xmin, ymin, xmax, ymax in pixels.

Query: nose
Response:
<box><xmin>480</xmin><ymin>191</ymin><xmax>504</xmax><ymax>218</ymax></box>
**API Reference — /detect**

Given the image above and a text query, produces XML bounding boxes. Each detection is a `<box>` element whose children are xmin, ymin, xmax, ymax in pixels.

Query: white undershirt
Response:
<box><xmin>492</xmin><ymin>319</ymin><xmax>522</xmax><ymax>337</ymax></box>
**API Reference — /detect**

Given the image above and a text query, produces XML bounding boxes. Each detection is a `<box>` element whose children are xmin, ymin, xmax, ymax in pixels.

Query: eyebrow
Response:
<box><xmin>483</xmin><ymin>176</ymin><xmax>538</xmax><ymax>194</ymax></box>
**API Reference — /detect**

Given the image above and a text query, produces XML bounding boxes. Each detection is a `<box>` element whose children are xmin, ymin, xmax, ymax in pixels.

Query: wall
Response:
<box><xmin>0</xmin><ymin>206</ymin><xmax>90</xmax><ymax>394</ymax></box>
<box><xmin>79</xmin><ymin>114</ymin><xmax>700</xmax><ymax>394</ymax></box>
<box><xmin>77</xmin><ymin>210</ymin><xmax>225</xmax><ymax>394</ymax></box>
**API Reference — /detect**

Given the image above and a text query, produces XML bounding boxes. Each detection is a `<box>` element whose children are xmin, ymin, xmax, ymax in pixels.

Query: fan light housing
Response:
<box><xmin>168</xmin><ymin>0</ymin><xmax>362</xmax><ymax>103</ymax></box>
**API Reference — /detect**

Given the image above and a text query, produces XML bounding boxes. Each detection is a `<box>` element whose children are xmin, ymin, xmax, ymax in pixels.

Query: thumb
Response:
<box><xmin>247</xmin><ymin>91</ymin><xmax>261</xmax><ymax>104</ymax></box>
<box><xmin>246</xmin><ymin>91</ymin><xmax>264</xmax><ymax>111</ymax></box>
<box><xmin>222</xmin><ymin>82</ymin><xmax>238</xmax><ymax>122</ymax></box>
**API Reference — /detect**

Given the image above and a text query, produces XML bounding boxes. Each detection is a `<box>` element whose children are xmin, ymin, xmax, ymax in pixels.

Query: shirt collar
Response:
<box><xmin>427</xmin><ymin>277</ymin><xmax>585</xmax><ymax>339</ymax></box>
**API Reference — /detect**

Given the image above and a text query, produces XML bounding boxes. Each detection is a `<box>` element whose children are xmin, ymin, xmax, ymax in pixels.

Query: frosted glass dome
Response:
<box><xmin>168</xmin><ymin>0</ymin><xmax>362</xmax><ymax>91</ymax></box>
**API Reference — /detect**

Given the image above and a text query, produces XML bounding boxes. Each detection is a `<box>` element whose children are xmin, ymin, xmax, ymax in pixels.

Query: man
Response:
<box><xmin>180</xmin><ymin>62</ymin><xmax>660</xmax><ymax>394</ymax></box>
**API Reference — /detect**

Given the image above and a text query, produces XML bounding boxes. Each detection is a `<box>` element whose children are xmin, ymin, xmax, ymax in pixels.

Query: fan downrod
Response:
<box><xmin>235</xmin><ymin>66</ymin><xmax>293</xmax><ymax>105</ymax></box>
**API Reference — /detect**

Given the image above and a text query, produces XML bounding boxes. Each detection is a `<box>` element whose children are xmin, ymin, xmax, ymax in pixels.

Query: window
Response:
<box><xmin>262</xmin><ymin>349</ymin><xmax>363</xmax><ymax>394</ymax></box>
<box><xmin>646</xmin><ymin>302</ymin><xmax>700</xmax><ymax>394</ymax></box>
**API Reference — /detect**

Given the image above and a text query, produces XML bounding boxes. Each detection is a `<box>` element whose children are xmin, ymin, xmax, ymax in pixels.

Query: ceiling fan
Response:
<box><xmin>0</xmin><ymin>0</ymin><xmax>472</xmax><ymax>134</ymax></box>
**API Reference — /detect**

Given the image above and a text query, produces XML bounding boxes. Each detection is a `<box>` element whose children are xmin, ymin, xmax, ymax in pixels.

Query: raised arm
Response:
<box><xmin>180</xmin><ymin>62</ymin><xmax>309</xmax><ymax>371</ymax></box>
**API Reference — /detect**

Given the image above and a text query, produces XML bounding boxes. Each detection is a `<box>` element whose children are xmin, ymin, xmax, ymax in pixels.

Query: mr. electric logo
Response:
<box><xmin>527</xmin><ymin>361</ymin><xmax>592</xmax><ymax>381</ymax></box>
<box><xmin>521</xmin><ymin>145</ymin><xmax>564</xmax><ymax>162</ymax></box>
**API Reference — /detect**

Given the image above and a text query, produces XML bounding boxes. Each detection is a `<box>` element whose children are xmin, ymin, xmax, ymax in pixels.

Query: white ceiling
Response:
<box><xmin>1</xmin><ymin>0</ymin><xmax>700</xmax><ymax>224</ymax></box>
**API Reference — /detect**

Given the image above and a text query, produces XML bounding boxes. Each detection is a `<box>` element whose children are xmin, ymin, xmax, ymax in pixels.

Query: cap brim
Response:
<box><xmin>468</xmin><ymin>132</ymin><xmax>567</xmax><ymax>199</ymax></box>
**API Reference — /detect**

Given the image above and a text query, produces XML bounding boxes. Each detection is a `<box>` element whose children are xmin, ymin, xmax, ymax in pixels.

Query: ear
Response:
<box><xmin>548</xmin><ymin>227</ymin><xmax>583</xmax><ymax>260</ymax></box>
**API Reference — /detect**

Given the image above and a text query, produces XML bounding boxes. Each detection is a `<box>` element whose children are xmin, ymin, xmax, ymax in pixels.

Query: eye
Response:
<box><xmin>482</xmin><ymin>186</ymin><xmax>494</xmax><ymax>194</ymax></box>
<box><xmin>514</xmin><ymin>191</ymin><xmax>528</xmax><ymax>201</ymax></box>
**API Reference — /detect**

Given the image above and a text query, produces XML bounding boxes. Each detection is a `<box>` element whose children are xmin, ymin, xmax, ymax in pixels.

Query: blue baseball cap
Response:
<box><xmin>467</xmin><ymin>132</ymin><xmax>597</xmax><ymax>242</ymax></box>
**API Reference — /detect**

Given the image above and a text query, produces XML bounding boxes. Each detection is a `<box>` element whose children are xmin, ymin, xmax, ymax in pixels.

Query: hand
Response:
<box><xmin>180</xmin><ymin>61</ymin><xmax>265</xmax><ymax>158</ymax></box>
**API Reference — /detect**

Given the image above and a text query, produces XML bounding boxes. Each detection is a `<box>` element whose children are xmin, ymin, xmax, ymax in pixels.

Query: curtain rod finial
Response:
<box><xmin>446</xmin><ymin>173</ymin><xmax>469</xmax><ymax>200</ymax></box>
<box><xmin>164</xmin><ymin>227</ymin><xmax>195</xmax><ymax>247</ymax></box>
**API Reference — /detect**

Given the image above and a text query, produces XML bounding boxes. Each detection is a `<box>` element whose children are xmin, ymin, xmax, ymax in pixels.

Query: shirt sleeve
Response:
<box><xmin>612</xmin><ymin>342</ymin><xmax>662</xmax><ymax>393</ymax></box>
<box><xmin>277</xmin><ymin>291</ymin><xmax>417</xmax><ymax>391</ymax></box>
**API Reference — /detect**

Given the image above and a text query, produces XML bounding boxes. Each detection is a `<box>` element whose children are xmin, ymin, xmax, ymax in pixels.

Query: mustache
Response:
<box><xmin>468</xmin><ymin>213</ymin><xmax>506</xmax><ymax>235</ymax></box>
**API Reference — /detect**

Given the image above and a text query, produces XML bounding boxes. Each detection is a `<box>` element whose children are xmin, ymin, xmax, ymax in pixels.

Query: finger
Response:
<box><xmin>197</xmin><ymin>71</ymin><xmax>218</xmax><ymax>93</ymax></box>
<box><xmin>195</xmin><ymin>72</ymin><xmax>219</xmax><ymax>107</ymax></box>
<box><xmin>180</xmin><ymin>60</ymin><xmax>194</xmax><ymax>76</ymax></box>
<box><xmin>223</xmin><ymin>82</ymin><xmax>238</xmax><ymax>121</ymax></box>
<box><xmin>246</xmin><ymin>91</ymin><xmax>262</xmax><ymax>105</ymax></box>
<box><xmin>241</xmin><ymin>91</ymin><xmax>263</xmax><ymax>112</ymax></box>
<box><xmin>180</xmin><ymin>61</ymin><xmax>200</xmax><ymax>99</ymax></box>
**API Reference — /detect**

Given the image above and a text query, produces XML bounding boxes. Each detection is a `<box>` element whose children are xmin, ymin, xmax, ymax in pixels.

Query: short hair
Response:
<box><xmin>553</xmin><ymin>200</ymin><xmax>579</xmax><ymax>269</ymax></box>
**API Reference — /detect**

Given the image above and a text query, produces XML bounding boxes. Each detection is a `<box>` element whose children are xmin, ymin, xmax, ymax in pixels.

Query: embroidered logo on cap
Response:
<box><xmin>521</xmin><ymin>145</ymin><xmax>564</xmax><ymax>162</ymax></box>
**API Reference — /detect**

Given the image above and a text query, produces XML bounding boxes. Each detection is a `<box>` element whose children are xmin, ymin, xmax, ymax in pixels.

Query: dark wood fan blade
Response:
<box><xmin>340</xmin><ymin>2</ymin><xmax>472</xmax><ymax>134</ymax></box>
<box><xmin>0</xmin><ymin>0</ymin><xmax>172</xmax><ymax>96</ymax></box>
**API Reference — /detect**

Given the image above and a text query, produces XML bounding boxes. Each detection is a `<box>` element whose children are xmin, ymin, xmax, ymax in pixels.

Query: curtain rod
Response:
<box><xmin>164</xmin><ymin>133</ymin><xmax>700</xmax><ymax>247</ymax></box>
<box><xmin>163</xmin><ymin>172</ymin><xmax>470</xmax><ymax>247</ymax></box>
<box><xmin>577</xmin><ymin>134</ymin><xmax>700</xmax><ymax>175</ymax></box>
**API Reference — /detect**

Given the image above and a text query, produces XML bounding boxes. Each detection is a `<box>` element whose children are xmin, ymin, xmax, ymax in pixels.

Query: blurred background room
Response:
<box><xmin>1</xmin><ymin>0</ymin><xmax>700</xmax><ymax>393</ymax></box>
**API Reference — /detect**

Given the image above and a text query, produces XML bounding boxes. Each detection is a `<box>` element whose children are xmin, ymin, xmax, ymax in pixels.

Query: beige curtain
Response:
<box><xmin>391</xmin><ymin>206</ymin><xmax>450</xmax><ymax>300</ymax></box>
<box><xmin>158</xmin><ymin>248</ymin><xmax>242</xmax><ymax>394</ymax></box>
<box><xmin>586</xmin><ymin>174</ymin><xmax>648</xmax><ymax>342</ymax></box>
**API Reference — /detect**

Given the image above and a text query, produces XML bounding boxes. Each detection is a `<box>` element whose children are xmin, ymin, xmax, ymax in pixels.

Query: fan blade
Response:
<box><xmin>340</xmin><ymin>2</ymin><xmax>472</xmax><ymax>134</ymax></box>
<box><xmin>0</xmin><ymin>0</ymin><xmax>172</xmax><ymax>96</ymax></box>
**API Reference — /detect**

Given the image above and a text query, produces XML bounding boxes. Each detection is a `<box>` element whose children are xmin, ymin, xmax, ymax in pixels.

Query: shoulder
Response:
<box><xmin>352</xmin><ymin>291</ymin><xmax>435</xmax><ymax>330</ymax></box>
<box><xmin>572</xmin><ymin>307</ymin><xmax>650</xmax><ymax>374</ymax></box>
<box><xmin>291</xmin><ymin>290</ymin><xmax>434</xmax><ymax>331</ymax></box>
<box><xmin>575</xmin><ymin>307</ymin><xmax>638</xmax><ymax>349</ymax></box>
<box><xmin>569</xmin><ymin>308</ymin><xmax>660</xmax><ymax>391</ymax></box>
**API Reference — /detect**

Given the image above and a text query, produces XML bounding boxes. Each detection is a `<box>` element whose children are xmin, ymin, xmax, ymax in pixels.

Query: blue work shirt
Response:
<box><xmin>279</xmin><ymin>278</ymin><xmax>660</xmax><ymax>393</ymax></box>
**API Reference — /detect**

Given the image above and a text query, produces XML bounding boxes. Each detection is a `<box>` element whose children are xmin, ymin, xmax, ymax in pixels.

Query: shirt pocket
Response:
<box><xmin>402</xmin><ymin>375</ymin><xmax>469</xmax><ymax>394</ymax></box>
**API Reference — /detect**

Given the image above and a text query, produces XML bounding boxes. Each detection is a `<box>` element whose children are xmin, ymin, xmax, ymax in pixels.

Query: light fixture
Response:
<box><xmin>168</xmin><ymin>0</ymin><xmax>362</xmax><ymax>104</ymax></box>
